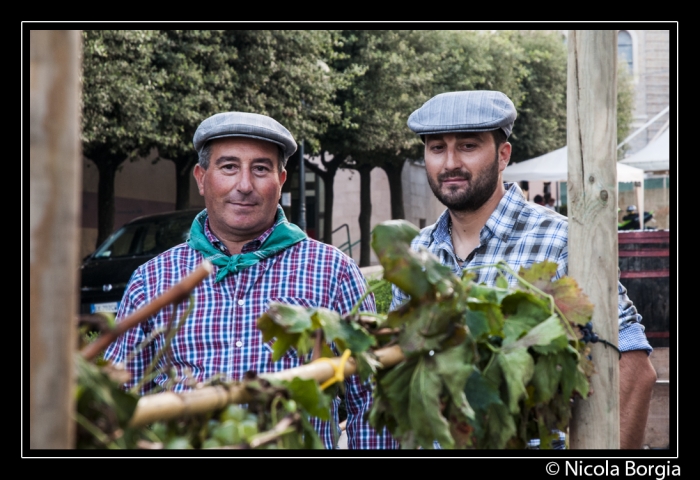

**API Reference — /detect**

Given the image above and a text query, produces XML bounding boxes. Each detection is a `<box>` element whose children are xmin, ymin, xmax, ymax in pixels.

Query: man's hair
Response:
<box><xmin>534</xmin><ymin>194</ymin><xmax>544</xmax><ymax>204</ymax></box>
<box><xmin>491</xmin><ymin>128</ymin><xmax>508</xmax><ymax>151</ymax></box>
<box><xmin>198</xmin><ymin>140</ymin><xmax>286</xmax><ymax>172</ymax></box>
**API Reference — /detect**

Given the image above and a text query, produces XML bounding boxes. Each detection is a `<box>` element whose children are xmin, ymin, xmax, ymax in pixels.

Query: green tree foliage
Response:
<box><xmin>314</xmin><ymin>30</ymin><xmax>438</xmax><ymax>264</ymax></box>
<box><xmin>506</xmin><ymin>31</ymin><xmax>568</xmax><ymax>164</ymax></box>
<box><xmin>151</xmin><ymin>30</ymin><xmax>348</xmax><ymax>210</ymax></box>
<box><xmin>81</xmin><ymin>30</ymin><xmax>165</xmax><ymax>246</ymax></box>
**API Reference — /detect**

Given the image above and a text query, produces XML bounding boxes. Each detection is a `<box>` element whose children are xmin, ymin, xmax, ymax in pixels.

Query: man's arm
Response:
<box><xmin>617</xmin><ymin>278</ymin><xmax>657</xmax><ymax>449</ymax></box>
<box><xmin>619</xmin><ymin>348</ymin><xmax>657</xmax><ymax>449</ymax></box>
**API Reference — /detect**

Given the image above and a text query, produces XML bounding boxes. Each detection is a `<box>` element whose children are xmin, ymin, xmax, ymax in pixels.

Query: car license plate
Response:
<box><xmin>91</xmin><ymin>302</ymin><xmax>119</xmax><ymax>313</ymax></box>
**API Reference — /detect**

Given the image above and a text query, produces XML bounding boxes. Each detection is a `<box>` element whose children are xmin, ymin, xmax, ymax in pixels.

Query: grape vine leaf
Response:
<box><xmin>408</xmin><ymin>357</ymin><xmax>454</xmax><ymax>449</ymax></box>
<box><xmin>517</xmin><ymin>261</ymin><xmax>594</xmax><ymax>326</ymax></box>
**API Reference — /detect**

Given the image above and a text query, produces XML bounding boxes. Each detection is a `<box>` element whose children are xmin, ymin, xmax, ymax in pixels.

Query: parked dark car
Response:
<box><xmin>79</xmin><ymin>209</ymin><xmax>202</xmax><ymax>315</ymax></box>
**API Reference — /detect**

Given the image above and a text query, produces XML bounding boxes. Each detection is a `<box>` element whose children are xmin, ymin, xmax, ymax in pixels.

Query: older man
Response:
<box><xmin>391</xmin><ymin>90</ymin><xmax>657</xmax><ymax>449</ymax></box>
<box><xmin>105</xmin><ymin>111</ymin><xmax>398</xmax><ymax>449</ymax></box>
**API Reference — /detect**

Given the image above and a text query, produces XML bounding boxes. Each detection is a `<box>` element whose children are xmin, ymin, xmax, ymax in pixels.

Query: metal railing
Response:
<box><xmin>332</xmin><ymin>223</ymin><xmax>360</xmax><ymax>259</ymax></box>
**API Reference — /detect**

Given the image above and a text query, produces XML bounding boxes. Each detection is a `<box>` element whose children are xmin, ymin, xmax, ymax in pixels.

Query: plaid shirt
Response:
<box><xmin>391</xmin><ymin>182</ymin><xmax>652</xmax><ymax>354</ymax></box>
<box><xmin>104</xmin><ymin>210</ymin><xmax>398</xmax><ymax>450</ymax></box>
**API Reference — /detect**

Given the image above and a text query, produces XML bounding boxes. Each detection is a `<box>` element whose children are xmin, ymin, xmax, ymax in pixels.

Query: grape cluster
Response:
<box><xmin>578</xmin><ymin>321</ymin><xmax>622</xmax><ymax>360</ymax></box>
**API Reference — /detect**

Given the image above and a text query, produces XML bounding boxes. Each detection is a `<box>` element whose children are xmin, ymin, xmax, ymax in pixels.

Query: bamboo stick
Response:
<box><xmin>80</xmin><ymin>261</ymin><xmax>214</xmax><ymax>361</ymax></box>
<box><xmin>128</xmin><ymin>344</ymin><xmax>405</xmax><ymax>427</ymax></box>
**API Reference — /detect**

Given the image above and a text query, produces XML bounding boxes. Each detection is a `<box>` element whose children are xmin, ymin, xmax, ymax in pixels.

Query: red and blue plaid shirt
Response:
<box><xmin>104</xmin><ymin>209</ymin><xmax>399</xmax><ymax>449</ymax></box>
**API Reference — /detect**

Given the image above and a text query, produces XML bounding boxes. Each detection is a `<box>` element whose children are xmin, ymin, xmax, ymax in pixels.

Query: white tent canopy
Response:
<box><xmin>619</xmin><ymin>128</ymin><xmax>670</xmax><ymax>172</ymax></box>
<box><xmin>502</xmin><ymin>146</ymin><xmax>646</xmax><ymax>183</ymax></box>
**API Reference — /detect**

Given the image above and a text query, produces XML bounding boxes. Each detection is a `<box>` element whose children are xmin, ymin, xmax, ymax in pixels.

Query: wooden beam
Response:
<box><xmin>29</xmin><ymin>30</ymin><xmax>83</xmax><ymax>449</ymax></box>
<box><xmin>566</xmin><ymin>30</ymin><xmax>620</xmax><ymax>449</ymax></box>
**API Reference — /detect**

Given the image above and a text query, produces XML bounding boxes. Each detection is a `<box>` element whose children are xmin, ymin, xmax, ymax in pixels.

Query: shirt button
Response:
<box><xmin>235</xmin><ymin>341</ymin><xmax>243</xmax><ymax>348</ymax></box>
<box><xmin>237</xmin><ymin>299</ymin><xmax>244</xmax><ymax>306</ymax></box>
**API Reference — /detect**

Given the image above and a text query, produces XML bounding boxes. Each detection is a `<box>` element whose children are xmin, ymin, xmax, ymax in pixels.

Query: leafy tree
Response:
<box><xmin>313</xmin><ymin>30</ymin><xmax>438</xmax><ymax>265</ymax></box>
<box><xmin>506</xmin><ymin>30</ymin><xmax>568</xmax><ymax>164</ymax></box>
<box><xmin>81</xmin><ymin>30</ymin><xmax>165</xmax><ymax>247</ymax></box>
<box><xmin>152</xmin><ymin>30</ymin><xmax>348</xmax><ymax>210</ymax></box>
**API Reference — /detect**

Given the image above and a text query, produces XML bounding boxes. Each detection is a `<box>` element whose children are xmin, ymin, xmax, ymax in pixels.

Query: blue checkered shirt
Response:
<box><xmin>104</xmin><ymin>210</ymin><xmax>398</xmax><ymax>449</ymax></box>
<box><xmin>390</xmin><ymin>182</ymin><xmax>652</xmax><ymax>450</ymax></box>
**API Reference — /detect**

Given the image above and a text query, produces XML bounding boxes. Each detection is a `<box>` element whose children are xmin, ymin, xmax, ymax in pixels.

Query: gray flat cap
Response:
<box><xmin>193</xmin><ymin>111</ymin><xmax>298</xmax><ymax>163</ymax></box>
<box><xmin>407</xmin><ymin>90</ymin><xmax>517</xmax><ymax>139</ymax></box>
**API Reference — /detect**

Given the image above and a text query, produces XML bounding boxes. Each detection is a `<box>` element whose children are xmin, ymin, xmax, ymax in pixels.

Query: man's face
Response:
<box><xmin>424</xmin><ymin>132</ymin><xmax>510</xmax><ymax>212</ymax></box>
<box><xmin>193</xmin><ymin>137</ymin><xmax>286</xmax><ymax>241</ymax></box>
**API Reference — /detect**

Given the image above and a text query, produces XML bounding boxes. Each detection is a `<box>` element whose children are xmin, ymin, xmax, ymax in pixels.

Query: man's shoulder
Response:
<box><xmin>289</xmin><ymin>237</ymin><xmax>359</xmax><ymax>268</ymax></box>
<box><xmin>509</xmin><ymin>202</ymin><xmax>569</xmax><ymax>238</ymax></box>
<box><xmin>134</xmin><ymin>243</ymin><xmax>201</xmax><ymax>276</ymax></box>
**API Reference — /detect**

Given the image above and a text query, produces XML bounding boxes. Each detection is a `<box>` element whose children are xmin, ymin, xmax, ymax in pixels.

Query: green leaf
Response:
<box><xmin>409</xmin><ymin>357</ymin><xmax>454</xmax><ymax>449</ymax></box>
<box><xmin>434</xmin><ymin>344</ymin><xmax>475</xmax><ymax>421</ymax></box>
<box><xmin>373</xmin><ymin>360</ymin><xmax>416</xmax><ymax>442</ymax></box>
<box><xmin>372</xmin><ymin>221</ymin><xmax>430</xmax><ymax>299</ymax></box>
<box><xmin>483</xmin><ymin>402</ymin><xmax>517</xmax><ymax>449</ymax></box>
<box><xmin>467</xmin><ymin>301</ymin><xmax>505</xmax><ymax>337</ymax></box>
<box><xmin>503</xmin><ymin>315</ymin><xmax>566</xmax><ymax>351</ymax></box>
<box><xmin>497</xmin><ymin>347</ymin><xmax>535</xmax><ymax>414</ymax></box>
<box><xmin>464</xmin><ymin>370</ymin><xmax>503</xmax><ymax>413</ymax></box>
<box><xmin>257</xmin><ymin>303</ymin><xmax>314</xmax><ymax>361</ymax></box>
<box><xmin>500</xmin><ymin>290</ymin><xmax>552</xmax><ymax>344</ymax></box>
<box><xmin>283</xmin><ymin>377</ymin><xmax>331</xmax><ymax>420</ymax></box>
<box><xmin>313</xmin><ymin>308</ymin><xmax>376</xmax><ymax>356</ymax></box>
<box><xmin>531</xmin><ymin>353</ymin><xmax>564</xmax><ymax>403</ymax></box>
<box><xmin>517</xmin><ymin>262</ymin><xmax>594</xmax><ymax>326</ymax></box>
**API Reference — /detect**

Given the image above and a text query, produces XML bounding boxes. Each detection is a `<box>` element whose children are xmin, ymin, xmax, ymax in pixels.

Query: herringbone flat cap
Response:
<box><xmin>193</xmin><ymin>112</ymin><xmax>298</xmax><ymax>164</ymax></box>
<box><xmin>408</xmin><ymin>90</ymin><xmax>517</xmax><ymax>138</ymax></box>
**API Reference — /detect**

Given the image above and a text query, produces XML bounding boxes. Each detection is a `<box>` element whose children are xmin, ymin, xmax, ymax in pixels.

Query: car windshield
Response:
<box><xmin>92</xmin><ymin>215</ymin><xmax>193</xmax><ymax>259</ymax></box>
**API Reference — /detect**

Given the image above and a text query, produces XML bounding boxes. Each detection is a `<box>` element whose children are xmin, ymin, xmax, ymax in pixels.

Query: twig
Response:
<box><xmin>248</xmin><ymin>415</ymin><xmax>298</xmax><ymax>448</ymax></box>
<box><xmin>80</xmin><ymin>261</ymin><xmax>213</xmax><ymax>361</ymax></box>
<box><xmin>131</xmin><ymin>298</ymin><xmax>195</xmax><ymax>395</ymax></box>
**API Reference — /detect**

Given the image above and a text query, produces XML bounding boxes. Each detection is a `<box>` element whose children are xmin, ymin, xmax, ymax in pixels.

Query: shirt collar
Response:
<box><xmin>203</xmin><ymin>206</ymin><xmax>285</xmax><ymax>255</ymax></box>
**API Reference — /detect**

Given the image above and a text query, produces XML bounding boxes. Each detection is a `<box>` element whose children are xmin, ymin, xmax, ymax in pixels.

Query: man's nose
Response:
<box><xmin>444</xmin><ymin>144</ymin><xmax>461</xmax><ymax>170</ymax></box>
<box><xmin>236</xmin><ymin>169</ymin><xmax>254</xmax><ymax>194</ymax></box>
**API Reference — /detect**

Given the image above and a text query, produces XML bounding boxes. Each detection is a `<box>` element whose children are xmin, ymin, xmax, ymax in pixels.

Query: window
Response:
<box><xmin>618</xmin><ymin>31</ymin><xmax>633</xmax><ymax>74</ymax></box>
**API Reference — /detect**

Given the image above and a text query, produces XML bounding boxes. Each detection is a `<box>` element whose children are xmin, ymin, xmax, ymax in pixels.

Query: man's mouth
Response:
<box><xmin>440</xmin><ymin>176</ymin><xmax>469</xmax><ymax>187</ymax></box>
<box><xmin>231</xmin><ymin>202</ymin><xmax>257</xmax><ymax>208</ymax></box>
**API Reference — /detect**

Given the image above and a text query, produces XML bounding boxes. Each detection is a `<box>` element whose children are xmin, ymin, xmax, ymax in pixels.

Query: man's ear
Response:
<box><xmin>498</xmin><ymin>142</ymin><xmax>512</xmax><ymax>171</ymax></box>
<box><xmin>279</xmin><ymin>168</ymin><xmax>287</xmax><ymax>187</ymax></box>
<box><xmin>193</xmin><ymin>164</ymin><xmax>205</xmax><ymax>195</ymax></box>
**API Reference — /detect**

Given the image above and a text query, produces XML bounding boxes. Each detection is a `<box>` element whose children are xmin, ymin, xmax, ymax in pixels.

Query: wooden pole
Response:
<box><xmin>128</xmin><ymin>345</ymin><xmax>405</xmax><ymax>428</ymax></box>
<box><xmin>567</xmin><ymin>30</ymin><xmax>620</xmax><ymax>449</ymax></box>
<box><xmin>29</xmin><ymin>30</ymin><xmax>83</xmax><ymax>449</ymax></box>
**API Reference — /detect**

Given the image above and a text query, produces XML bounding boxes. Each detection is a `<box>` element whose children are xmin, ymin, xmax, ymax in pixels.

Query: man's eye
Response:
<box><xmin>253</xmin><ymin>166</ymin><xmax>270</xmax><ymax>173</ymax></box>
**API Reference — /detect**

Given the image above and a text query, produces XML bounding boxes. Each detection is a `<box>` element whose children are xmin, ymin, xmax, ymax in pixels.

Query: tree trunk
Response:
<box><xmin>173</xmin><ymin>155</ymin><xmax>197</xmax><ymax>210</ymax></box>
<box><xmin>358</xmin><ymin>164</ymin><xmax>372</xmax><ymax>267</ymax></box>
<box><xmin>321</xmin><ymin>170</ymin><xmax>335</xmax><ymax>245</ymax></box>
<box><xmin>381</xmin><ymin>161</ymin><xmax>406</xmax><ymax>220</ymax></box>
<box><xmin>95</xmin><ymin>159</ymin><xmax>119</xmax><ymax>247</ymax></box>
<box><xmin>304</xmin><ymin>155</ymin><xmax>342</xmax><ymax>246</ymax></box>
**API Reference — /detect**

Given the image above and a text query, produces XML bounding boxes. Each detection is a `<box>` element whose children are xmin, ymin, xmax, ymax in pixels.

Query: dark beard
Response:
<box><xmin>427</xmin><ymin>153</ymin><xmax>500</xmax><ymax>212</ymax></box>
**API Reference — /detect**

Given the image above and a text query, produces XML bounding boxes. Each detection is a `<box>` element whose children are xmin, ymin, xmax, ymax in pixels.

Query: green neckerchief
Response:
<box><xmin>187</xmin><ymin>205</ymin><xmax>307</xmax><ymax>283</ymax></box>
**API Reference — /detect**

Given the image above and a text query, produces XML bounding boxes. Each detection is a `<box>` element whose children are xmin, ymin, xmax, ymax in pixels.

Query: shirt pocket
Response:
<box><xmin>262</xmin><ymin>297</ymin><xmax>320</xmax><ymax>359</ymax></box>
